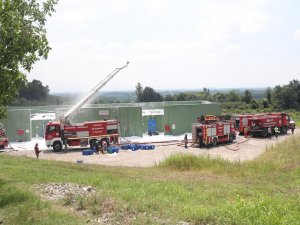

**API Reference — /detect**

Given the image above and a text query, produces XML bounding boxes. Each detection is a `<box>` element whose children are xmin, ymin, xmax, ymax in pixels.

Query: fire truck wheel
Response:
<box><xmin>0</xmin><ymin>145</ymin><xmax>4</xmax><ymax>149</ymax></box>
<box><xmin>100</xmin><ymin>138</ymin><xmax>110</xmax><ymax>147</ymax></box>
<box><xmin>261</xmin><ymin>129</ymin><xmax>267</xmax><ymax>137</ymax></box>
<box><xmin>89</xmin><ymin>139</ymin><xmax>97</xmax><ymax>149</ymax></box>
<box><xmin>281</xmin><ymin>126</ymin><xmax>288</xmax><ymax>134</ymax></box>
<box><xmin>229</xmin><ymin>134</ymin><xmax>234</xmax><ymax>143</ymax></box>
<box><xmin>212</xmin><ymin>137</ymin><xmax>217</xmax><ymax>147</ymax></box>
<box><xmin>53</xmin><ymin>141</ymin><xmax>62</xmax><ymax>152</ymax></box>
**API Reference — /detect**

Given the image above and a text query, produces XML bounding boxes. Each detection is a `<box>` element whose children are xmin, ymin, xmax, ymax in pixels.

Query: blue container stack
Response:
<box><xmin>120</xmin><ymin>144</ymin><xmax>155</xmax><ymax>151</ymax></box>
<box><xmin>82</xmin><ymin>149</ymin><xmax>94</xmax><ymax>155</ymax></box>
<box><xmin>108</xmin><ymin>146</ymin><xmax>120</xmax><ymax>154</ymax></box>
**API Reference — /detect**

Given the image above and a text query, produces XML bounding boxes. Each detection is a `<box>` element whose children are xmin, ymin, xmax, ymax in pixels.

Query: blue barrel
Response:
<box><xmin>121</xmin><ymin>144</ymin><xmax>130</xmax><ymax>150</ymax></box>
<box><xmin>82</xmin><ymin>149</ymin><xmax>93</xmax><ymax>155</ymax></box>
<box><xmin>108</xmin><ymin>146</ymin><xmax>120</xmax><ymax>154</ymax></box>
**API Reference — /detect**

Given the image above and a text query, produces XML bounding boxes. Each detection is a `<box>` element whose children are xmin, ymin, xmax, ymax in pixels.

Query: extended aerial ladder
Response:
<box><xmin>45</xmin><ymin>62</ymin><xmax>129</xmax><ymax>151</ymax></box>
<box><xmin>61</xmin><ymin>61</ymin><xmax>129</xmax><ymax>124</ymax></box>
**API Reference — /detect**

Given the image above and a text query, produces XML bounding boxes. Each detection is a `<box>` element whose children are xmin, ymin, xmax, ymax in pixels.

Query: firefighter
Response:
<box><xmin>34</xmin><ymin>143</ymin><xmax>42</xmax><ymax>159</ymax></box>
<box><xmin>94</xmin><ymin>140</ymin><xmax>100</xmax><ymax>154</ymax></box>
<box><xmin>244</xmin><ymin>127</ymin><xmax>248</xmax><ymax>138</ymax></box>
<box><xmin>267</xmin><ymin>127</ymin><xmax>272</xmax><ymax>139</ymax></box>
<box><xmin>199</xmin><ymin>132</ymin><xmax>204</xmax><ymax>148</ymax></box>
<box><xmin>184</xmin><ymin>134</ymin><xmax>188</xmax><ymax>149</ymax></box>
<box><xmin>274</xmin><ymin>126</ymin><xmax>279</xmax><ymax>138</ymax></box>
<box><xmin>291</xmin><ymin>124</ymin><xmax>295</xmax><ymax>134</ymax></box>
<box><xmin>101</xmin><ymin>140</ymin><xmax>108</xmax><ymax>154</ymax></box>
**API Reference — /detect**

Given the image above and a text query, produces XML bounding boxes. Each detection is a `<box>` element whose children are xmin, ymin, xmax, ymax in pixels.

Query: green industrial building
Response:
<box><xmin>1</xmin><ymin>101</ymin><xmax>221</xmax><ymax>141</ymax></box>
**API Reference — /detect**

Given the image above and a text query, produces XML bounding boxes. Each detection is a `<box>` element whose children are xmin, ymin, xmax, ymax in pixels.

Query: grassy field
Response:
<box><xmin>1</xmin><ymin>135</ymin><xmax>300</xmax><ymax>225</ymax></box>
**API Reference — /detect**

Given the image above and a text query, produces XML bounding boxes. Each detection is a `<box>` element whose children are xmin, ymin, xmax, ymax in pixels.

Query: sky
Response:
<box><xmin>27</xmin><ymin>0</ymin><xmax>300</xmax><ymax>93</ymax></box>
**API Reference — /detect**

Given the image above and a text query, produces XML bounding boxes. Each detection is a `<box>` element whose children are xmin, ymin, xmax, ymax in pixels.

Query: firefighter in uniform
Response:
<box><xmin>274</xmin><ymin>126</ymin><xmax>279</xmax><ymax>138</ymax></box>
<box><xmin>184</xmin><ymin>134</ymin><xmax>188</xmax><ymax>149</ymax></box>
<box><xmin>94</xmin><ymin>140</ymin><xmax>100</xmax><ymax>154</ymax></box>
<box><xmin>291</xmin><ymin>123</ymin><xmax>295</xmax><ymax>134</ymax></box>
<box><xmin>101</xmin><ymin>140</ymin><xmax>108</xmax><ymax>154</ymax></box>
<box><xmin>34</xmin><ymin>143</ymin><xmax>42</xmax><ymax>158</ymax></box>
<box><xmin>267</xmin><ymin>127</ymin><xmax>272</xmax><ymax>139</ymax></box>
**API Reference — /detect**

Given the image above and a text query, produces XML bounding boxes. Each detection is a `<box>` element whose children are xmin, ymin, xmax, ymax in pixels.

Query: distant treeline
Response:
<box><xmin>134</xmin><ymin>80</ymin><xmax>300</xmax><ymax>112</ymax></box>
<box><xmin>11</xmin><ymin>79</ymin><xmax>300</xmax><ymax>113</ymax></box>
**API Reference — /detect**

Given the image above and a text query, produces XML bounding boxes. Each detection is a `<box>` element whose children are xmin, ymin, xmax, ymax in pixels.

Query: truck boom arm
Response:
<box><xmin>63</xmin><ymin>61</ymin><xmax>129</xmax><ymax>124</ymax></box>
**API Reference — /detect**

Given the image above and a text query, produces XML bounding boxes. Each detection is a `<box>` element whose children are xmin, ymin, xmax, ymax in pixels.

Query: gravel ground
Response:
<box><xmin>5</xmin><ymin>129</ymin><xmax>299</xmax><ymax>167</ymax></box>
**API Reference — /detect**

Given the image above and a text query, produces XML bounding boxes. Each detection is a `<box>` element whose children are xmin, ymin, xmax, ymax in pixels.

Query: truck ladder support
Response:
<box><xmin>63</xmin><ymin>61</ymin><xmax>129</xmax><ymax>124</ymax></box>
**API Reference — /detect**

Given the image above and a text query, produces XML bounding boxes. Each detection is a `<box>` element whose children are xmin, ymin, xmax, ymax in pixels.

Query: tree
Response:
<box><xmin>250</xmin><ymin>99</ymin><xmax>259</xmax><ymax>109</ymax></box>
<box><xmin>226</xmin><ymin>91</ymin><xmax>240</xmax><ymax>102</ymax></box>
<box><xmin>273</xmin><ymin>85</ymin><xmax>298</xmax><ymax>109</ymax></box>
<box><xmin>258</xmin><ymin>98</ymin><xmax>269</xmax><ymax>108</ymax></box>
<box><xmin>243</xmin><ymin>90</ymin><xmax>252</xmax><ymax>104</ymax></box>
<box><xmin>176</xmin><ymin>93</ymin><xmax>188</xmax><ymax>101</ymax></box>
<box><xmin>212</xmin><ymin>92</ymin><xmax>226</xmax><ymax>102</ymax></box>
<box><xmin>139</xmin><ymin>87</ymin><xmax>163</xmax><ymax>102</ymax></box>
<box><xmin>135</xmin><ymin>82</ymin><xmax>143</xmax><ymax>102</ymax></box>
<box><xmin>0</xmin><ymin>0</ymin><xmax>57</xmax><ymax>118</ymax></box>
<box><xmin>288</xmin><ymin>79</ymin><xmax>300</xmax><ymax>107</ymax></box>
<box><xmin>164</xmin><ymin>94</ymin><xmax>173</xmax><ymax>101</ymax></box>
<box><xmin>19</xmin><ymin>79</ymin><xmax>50</xmax><ymax>101</ymax></box>
<box><xmin>266</xmin><ymin>87</ymin><xmax>272</xmax><ymax>104</ymax></box>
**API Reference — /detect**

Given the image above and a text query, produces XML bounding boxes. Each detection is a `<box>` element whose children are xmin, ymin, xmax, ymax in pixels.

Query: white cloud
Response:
<box><xmin>28</xmin><ymin>0</ymin><xmax>300</xmax><ymax>93</ymax></box>
<box><xmin>196</xmin><ymin>0</ymin><xmax>269</xmax><ymax>40</ymax></box>
<box><xmin>292</xmin><ymin>29</ymin><xmax>300</xmax><ymax>40</ymax></box>
<box><xmin>240</xmin><ymin>11</ymin><xmax>268</xmax><ymax>34</ymax></box>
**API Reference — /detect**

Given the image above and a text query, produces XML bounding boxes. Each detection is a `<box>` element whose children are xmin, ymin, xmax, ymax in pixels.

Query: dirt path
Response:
<box><xmin>6</xmin><ymin>129</ymin><xmax>299</xmax><ymax>167</ymax></box>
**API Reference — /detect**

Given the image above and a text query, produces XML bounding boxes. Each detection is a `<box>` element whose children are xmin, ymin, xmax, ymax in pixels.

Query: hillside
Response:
<box><xmin>0</xmin><ymin>134</ymin><xmax>300</xmax><ymax>224</ymax></box>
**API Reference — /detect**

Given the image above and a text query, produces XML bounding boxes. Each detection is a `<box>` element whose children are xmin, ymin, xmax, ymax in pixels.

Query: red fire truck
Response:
<box><xmin>0</xmin><ymin>125</ymin><xmax>8</xmax><ymax>149</ymax></box>
<box><xmin>192</xmin><ymin>115</ymin><xmax>236</xmax><ymax>148</ymax></box>
<box><xmin>45</xmin><ymin>62</ymin><xmax>129</xmax><ymax>151</ymax></box>
<box><xmin>45</xmin><ymin>120</ymin><xmax>119</xmax><ymax>151</ymax></box>
<box><xmin>249</xmin><ymin>112</ymin><xmax>291</xmax><ymax>137</ymax></box>
<box><xmin>235</xmin><ymin>114</ymin><xmax>254</xmax><ymax>135</ymax></box>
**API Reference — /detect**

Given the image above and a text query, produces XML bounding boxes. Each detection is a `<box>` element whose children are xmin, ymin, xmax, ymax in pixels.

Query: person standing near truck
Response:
<box><xmin>291</xmin><ymin>122</ymin><xmax>295</xmax><ymax>134</ymax></box>
<box><xmin>184</xmin><ymin>134</ymin><xmax>188</xmax><ymax>149</ymax></box>
<box><xmin>274</xmin><ymin>126</ymin><xmax>279</xmax><ymax>138</ymax></box>
<box><xmin>267</xmin><ymin>127</ymin><xmax>272</xmax><ymax>139</ymax></box>
<box><xmin>94</xmin><ymin>140</ymin><xmax>100</xmax><ymax>154</ymax></box>
<box><xmin>34</xmin><ymin>143</ymin><xmax>42</xmax><ymax>159</ymax></box>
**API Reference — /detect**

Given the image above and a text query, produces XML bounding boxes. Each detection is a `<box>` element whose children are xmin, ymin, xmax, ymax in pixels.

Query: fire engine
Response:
<box><xmin>235</xmin><ymin>114</ymin><xmax>254</xmax><ymax>135</ymax></box>
<box><xmin>249</xmin><ymin>112</ymin><xmax>291</xmax><ymax>137</ymax></box>
<box><xmin>45</xmin><ymin>62</ymin><xmax>129</xmax><ymax>151</ymax></box>
<box><xmin>235</xmin><ymin>112</ymin><xmax>292</xmax><ymax>137</ymax></box>
<box><xmin>192</xmin><ymin>115</ymin><xmax>236</xmax><ymax>148</ymax></box>
<box><xmin>0</xmin><ymin>124</ymin><xmax>8</xmax><ymax>149</ymax></box>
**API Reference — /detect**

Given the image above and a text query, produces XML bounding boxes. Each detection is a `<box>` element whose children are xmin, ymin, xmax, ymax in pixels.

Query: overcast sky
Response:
<box><xmin>28</xmin><ymin>0</ymin><xmax>300</xmax><ymax>93</ymax></box>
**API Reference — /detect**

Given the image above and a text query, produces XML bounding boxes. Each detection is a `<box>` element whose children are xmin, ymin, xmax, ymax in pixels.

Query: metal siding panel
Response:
<box><xmin>164</xmin><ymin>103</ymin><xmax>221</xmax><ymax>135</ymax></box>
<box><xmin>118</xmin><ymin>107</ymin><xmax>142</xmax><ymax>137</ymax></box>
<box><xmin>1</xmin><ymin>110</ymin><xmax>31</xmax><ymax>141</ymax></box>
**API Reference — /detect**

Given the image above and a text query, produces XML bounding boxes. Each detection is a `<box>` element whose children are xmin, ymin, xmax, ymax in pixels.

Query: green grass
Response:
<box><xmin>1</xmin><ymin>135</ymin><xmax>300</xmax><ymax>224</ymax></box>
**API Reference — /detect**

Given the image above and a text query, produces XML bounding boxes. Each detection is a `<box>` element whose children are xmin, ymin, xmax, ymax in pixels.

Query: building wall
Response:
<box><xmin>3</xmin><ymin>102</ymin><xmax>220</xmax><ymax>140</ymax></box>
<box><xmin>117</xmin><ymin>107</ymin><xmax>143</xmax><ymax>137</ymax></box>
<box><xmin>142</xmin><ymin>115</ymin><xmax>164</xmax><ymax>133</ymax></box>
<box><xmin>31</xmin><ymin>120</ymin><xmax>52</xmax><ymax>138</ymax></box>
<box><xmin>0</xmin><ymin>110</ymin><xmax>31</xmax><ymax>141</ymax></box>
<box><xmin>65</xmin><ymin>106</ymin><xmax>143</xmax><ymax>137</ymax></box>
<box><xmin>163</xmin><ymin>103</ymin><xmax>221</xmax><ymax>135</ymax></box>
